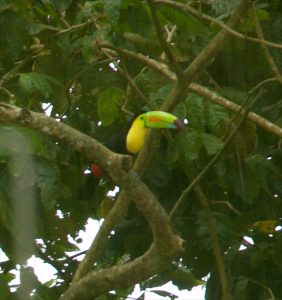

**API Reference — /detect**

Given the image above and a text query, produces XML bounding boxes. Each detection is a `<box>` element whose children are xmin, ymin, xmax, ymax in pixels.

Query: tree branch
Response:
<box><xmin>147</xmin><ymin>0</ymin><xmax>183</xmax><ymax>77</ymax></box>
<box><xmin>99</xmin><ymin>45</ymin><xmax>282</xmax><ymax>138</ymax></box>
<box><xmin>193</xmin><ymin>185</ymin><xmax>231</xmax><ymax>300</ymax></box>
<box><xmin>101</xmin><ymin>49</ymin><xmax>156</xmax><ymax>109</ymax></box>
<box><xmin>189</xmin><ymin>83</ymin><xmax>282</xmax><ymax>138</ymax></box>
<box><xmin>161</xmin><ymin>0</ymin><xmax>255</xmax><ymax>111</ymax></box>
<box><xmin>0</xmin><ymin>103</ymin><xmax>132</xmax><ymax>183</ymax></box>
<box><xmin>0</xmin><ymin>103</ymin><xmax>184</xmax><ymax>299</ymax></box>
<box><xmin>251</xmin><ymin>4</ymin><xmax>282</xmax><ymax>85</ymax></box>
<box><xmin>169</xmin><ymin>88</ymin><xmax>265</xmax><ymax>218</ymax></box>
<box><xmin>61</xmin><ymin>179</ymin><xmax>184</xmax><ymax>299</ymax></box>
<box><xmin>155</xmin><ymin>0</ymin><xmax>282</xmax><ymax>50</ymax></box>
<box><xmin>99</xmin><ymin>42</ymin><xmax>177</xmax><ymax>81</ymax></box>
<box><xmin>72</xmin><ymin>191</ymin><xmax>131</xmax><ymax>283</ymax></box>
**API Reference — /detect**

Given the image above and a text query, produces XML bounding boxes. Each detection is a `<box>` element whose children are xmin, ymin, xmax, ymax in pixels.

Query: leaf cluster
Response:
<box><xmin>0</xmin><ymin>0</ymin><xmax>282</xmax><ymax>299</ymax></box>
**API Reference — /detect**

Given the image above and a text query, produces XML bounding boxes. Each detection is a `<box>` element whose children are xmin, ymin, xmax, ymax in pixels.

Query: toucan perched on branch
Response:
<box><xmin>90</xmin><ymin>111</ymin><xmax>185</xmax><ymax>178</ymax></box>
<box><xmin>126</xmin><ymin>111</ymin><xmax>185</xmax><ymax>153</ymax></box>
<box><xmin>79</xmin><ymin>111</ymin><xmax>185</xmax><ymax>202</ymax></box>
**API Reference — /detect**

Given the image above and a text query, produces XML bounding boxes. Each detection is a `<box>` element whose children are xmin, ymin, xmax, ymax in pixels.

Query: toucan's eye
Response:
<box><xmin>140</xmin><ymin>116</ymin><xmax>144</xmax><ymax>120</ymax></box>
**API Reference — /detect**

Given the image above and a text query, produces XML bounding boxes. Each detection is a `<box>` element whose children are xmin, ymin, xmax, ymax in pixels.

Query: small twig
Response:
<box><xmin>66</xmin><ymin>250</ymin><xmax>87</xmax><ymax>260</ymax></box>
<box><xmin>71</xmin><ymin>191</ymin><xmax>131</xmax><ymax>283</ymax></box>
<box><xmin>211</xmin><ymin>201</ymin><xmax>241</xmax><ymax>215</ymax></box>
<box><xmin>0</xmin><ymin>56</ymin><xmax>32</xmax><ymax>87</ymax></box>
<box><xmin>58</xmin><ymin>58</ymin><xmax>116</xmax><ymax>118</ymax></box>
<box><xmin>55</xmin><ymin>21</ymin><xmax>91</xmax><ymax>35</ymax></box>
<box><xmin>160</xmin><ymin>25</ymin><xmax>177</xmax><ymax>61</ymax></box>
<box><xmin>147</xmin><ymin>0</ymin><xmax>183</xmax><ymax>77</ymax></box>
<box><xmin>248</xmin><ymin>78</ymin><xmax>277</xmax><ymax>95</ymax></box>
<box><xmin>165</xmin><ymin>24</ymin><xmax>177</xmax><ymax>43</ymax></box>
<box><xmin>0</xmin><ymin>87</ymin><xmax>15</xmax><ymax>101</ymax></box>
<box><xmin>240</xmin><ymin>276</ymin><xmax>275</xmax><ymax>300</ymax></box>
<box><xmin>101</xmin><ymin>48</ymin><xmax>156</xmax><ymax>110</ymax></box>
<box><xmin>121</xmin><ymin>95</ymin><xmax>134</xmax><ymax>117</ymax></box>
<box><xmin>0</xmin><ymin>45</ymin><xmax>46</xmax><ymax>88</ymax></box>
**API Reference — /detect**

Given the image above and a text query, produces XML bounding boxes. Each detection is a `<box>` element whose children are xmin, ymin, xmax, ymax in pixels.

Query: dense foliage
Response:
<box><xmin>0</xmin><ymin>0</ymin><xmax>282</xmax><ymax>299</ymax></box>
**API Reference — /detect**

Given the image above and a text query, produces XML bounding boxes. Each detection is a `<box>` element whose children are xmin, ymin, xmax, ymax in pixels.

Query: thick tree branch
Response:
<box><xmin>62</xmin><ymin>179</ymin><xmax>184</xmax><ymax>300</ymax></box>
<box><xmin>72</xmin><ymin>191</ymin><xmax>131</xmax><ymax>283</ymax></box>
<box><xmin>0</xmin><ymin>103</ymin><xmax>132</xmax><ymax>183</ymax></box>
<box><xmin>0</xmin><ymin>103</ymin><xmax>184</xmax><ymax>299</ymax></box>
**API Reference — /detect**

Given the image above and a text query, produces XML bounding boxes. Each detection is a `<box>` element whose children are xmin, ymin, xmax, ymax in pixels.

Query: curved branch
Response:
<box><xmin>0</xmin><ymin>103</ymin><xmax>184</xmax><ymax>299</ymax></box>
<box><xmin>72</xmin><ymin>191</ymin><xmax>131</xmax><ymax>283</ymax></box>
<box><xmin>62</xmin><ymin>179</ymin><xmax>184</xmax><ymax>300</ymax></box>
<box><xmin>0</xmin><ymin>103</ymin><xmax>132</xmax><ymax>183</ymax></box>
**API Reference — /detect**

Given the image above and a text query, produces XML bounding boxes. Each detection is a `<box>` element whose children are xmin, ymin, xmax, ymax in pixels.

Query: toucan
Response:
<box><xmin>79</xmin><ymin>111</ymin><xmax>185</xmax><ymax>201</ymax></box>
<box><xmin>126</xmin><ymin>111</ymin><xmax>185</xmax><ymax>153</ymax></box>
<box><xmin>90</xmin><ymin>111</ymin><xmax>185</xmax><ymax>178</ymax></box>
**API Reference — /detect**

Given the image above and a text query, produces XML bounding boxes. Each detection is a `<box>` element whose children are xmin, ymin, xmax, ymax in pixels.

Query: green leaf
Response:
<box><xmin>97</xmin><ymin>87</ymin><xmax>124</xmax><ymax>126</ymax></box>
<box><xmin>104</xmin><ymin>0</ymin><xmax>122</xmax><ymax>25</ymax></box>
<box><xmin>185</xmin><ymin>94</ymin><xmax>206</xmax><ymax>130</ymax></box>
<box><xmin>0</xmin><ymin>10</ymin><xmax>30</xmax><ymax>65</ymax></box>
<box><xmin>170</xmin><ymin>265</ymin><xmax>205</xmax><ymax>290</ymax></box>
<box><xmin>19</xmin><ymin>72</ymin><xmax>63</xmax><ymax>99</ymax></box>
<box><xmin>256</xmin><ymin>8</ymin><xmax>270</xmax><ymax>21</ymax></box>
<box><xmin>245</xmin><ymin>155</ymin><xmax>279</xmax><ymax>194</ymax></box>
<box><xmin>0</xmin><ymin>273</ymin><xmax>13</xmax><ymax>300</ymax></box>
<box><xmin>168</xmin><ymin>131</ymin><xmax>201</xmax><ymax>167</ymax></box>
<box><xmin>151</xmin><ymin>84</ymin><xmax>173</xmax><ymax>105</ymax></box>
<box><xmin>200</xmin><ymin>132</ymin><xmax>223</xmax><ymax>155</ymax></box>
<box><xmin>32</xmin><ymin>157</ymin><xmax>59</xmax><ymax>209</ymax></box>
<box><xmin>147</xmin><ymin>263</ymin><xmax>204</xmax><ymax>291</ymax></box>
<box><xmin>205</xmin><ymin>101</ymin><xmax>229</xmax><ymax>134</ymax></box>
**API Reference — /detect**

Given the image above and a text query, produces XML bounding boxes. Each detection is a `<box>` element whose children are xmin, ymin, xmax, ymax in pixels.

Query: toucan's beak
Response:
<box><xmin>144</xmin><ymin>111</ymin><xmax>185</xmax><ymax>131</ymax></box>
<box><xmin>173</xmin><ymin>118</ymin><xmax>186</xmax><ymax>131</ymax></box>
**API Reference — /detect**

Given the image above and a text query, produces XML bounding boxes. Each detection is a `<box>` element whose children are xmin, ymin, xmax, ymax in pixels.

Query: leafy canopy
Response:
<box><xmin>0</xmin><ymin>0</ymin><xmax>282</xmax><ymax>299</ymax></box>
